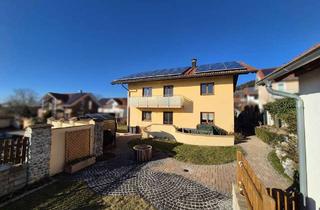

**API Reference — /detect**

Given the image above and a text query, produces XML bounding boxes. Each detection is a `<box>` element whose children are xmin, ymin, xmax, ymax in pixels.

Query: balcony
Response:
<box><xmin>129</xmin><ymin>96</ymin><xmax>185</xmax><ymax>108</ymax></box>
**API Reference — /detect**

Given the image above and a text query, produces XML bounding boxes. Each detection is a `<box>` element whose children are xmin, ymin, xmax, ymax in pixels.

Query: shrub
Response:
<box><xmin>255</xmin><ymin>126</ymin><xmax>285</xmax><ymax>146</ymax></box>
<box><xmin>234</xmin><ymin>132</ymin><xmax>246</xmax><ymax>143</ymax></box>
<box><xmin>264</xmin><ymin>98</ymin><xmax>297</xmax><ymax>133</ymax></box>
<box><xmin>196</xmin><ymin>124</ymin><xmax>228</xmax><ymax>135</ymax></box>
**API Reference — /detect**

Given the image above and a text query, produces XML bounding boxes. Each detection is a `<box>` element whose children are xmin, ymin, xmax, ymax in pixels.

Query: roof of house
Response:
<box><xmin>47</xmin><ymin>92</ymin><xmax>99</xmax><ymax>107</ymax></box>
<box><xmin>257</xmin><ymin>43</ymin><xmax>320</xmax><ymax>85</ymax></box>
<box><xmin>257</xmin><ymin>68</ymin><xmax>298</xmax><ymax>82</ymax></box>
<box><xmin>112</xmin><ymin>61</ymin><xmax>256</xmax><ymax>84</ymax></box>
<box><xmin>99</xmin><ymin>98</ymin><xmax>127</xmax><ymax>106</ymax></box>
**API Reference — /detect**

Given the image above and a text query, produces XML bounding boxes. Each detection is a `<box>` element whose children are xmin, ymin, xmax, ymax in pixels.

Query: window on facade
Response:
<box><xmin>143</xmin><ymin>87</ymin><xmax>152</xmax><ymax>97</ymax></box>
<box><xmin>163</xmin><ymin>85</ymin><xmax>173</xmax><ymax>97</ymax></box>
<box><xmin>200</xmin><ymin>112</ymin><xmax>214</xmax><ymax>124</ymax></box>
<box><xmin>163</xmin><ymin>112</ymin><xmax>173</xmax><ymax>124</ymax></box>
<box><xmin>278</xmin><ymin>83</ymin><xmax>285</xmax><ymax>91</ymax></box>
<box><xmin>88</xmin><ymin>100</ymin><xmax>92</xmax><ymax>110</ymax></box>
<box><xmin>200</xmin><ymin>83</ymin><xmax>214</xmax><ymax>95</ymax></box>
<box><xmin>142</xmin><ymin>111</ymin><xmax>152</xmax><ymax>121</ymax></box>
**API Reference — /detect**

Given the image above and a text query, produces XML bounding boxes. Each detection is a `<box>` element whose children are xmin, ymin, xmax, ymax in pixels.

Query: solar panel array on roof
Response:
<box><xmin>196</xmin><ymin>61</ymin><xmax>244</xmax><ymax>73</ymax></box>
<box><xmin>118</xmin><ymin>66</ymin><xmax>189</xmax><ymax>80</ymax></box>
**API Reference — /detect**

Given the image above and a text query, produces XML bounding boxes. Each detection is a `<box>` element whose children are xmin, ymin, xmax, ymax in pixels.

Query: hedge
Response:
<box><xmin>264</xmin><ymin>98</ymin><xmax>297</xmax><ymax>133</ymax></box>
<box><xmin>255</xmin><ymin>126</ymin><xmax>285</xmax><ymax>146</ymax></box>
<box><xmin>177</xmin><ymin>124</ymin><xmax>228</xmax><ymax>136</ymax></box>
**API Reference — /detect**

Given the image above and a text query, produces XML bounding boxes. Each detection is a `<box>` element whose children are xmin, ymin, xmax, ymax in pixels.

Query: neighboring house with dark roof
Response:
<box><xmin>234</xmin><ymin>80</ymin><xmax>258</xmax><ymax>114</ymax></box>
<box><xmin>256</xmin><ymin>68</ymin><xmax>299</xmax><ymax>125</ymax></box>
<box><xmin>98</xmin><ymin>98</ymin><xmax>127</xmax><ymax>121</ymax></box>
<box><xmin>112</xmin><ymin>59</ymin><xmax>256</xmax><ymax>140</ymax></box>
<box><xmin>38</xmin><ymin>92</ymin><xmax>100</xmax><ymax>119</ymax></box>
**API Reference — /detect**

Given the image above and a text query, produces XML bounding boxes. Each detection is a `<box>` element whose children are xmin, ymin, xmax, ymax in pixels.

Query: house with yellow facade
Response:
<box><xmin>112</xmin><ymin>59</ymin><xmax>255</xmax><ymax>146</ymax></box>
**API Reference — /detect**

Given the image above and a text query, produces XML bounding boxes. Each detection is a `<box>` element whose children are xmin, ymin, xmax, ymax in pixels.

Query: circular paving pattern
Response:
<box><xmin>74</xmin><ymin>157</ymin><xmax>232</xmax><ymax>210</ymax></box>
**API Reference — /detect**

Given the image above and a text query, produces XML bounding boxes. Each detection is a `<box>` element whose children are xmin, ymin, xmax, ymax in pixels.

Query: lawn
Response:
<box><xmin>268</xmin><ymin>150</ymin><xmax>292</xmax><ymax>181</ymax></box>
<box><xmin>128</xmin><ymin>139</ymin><xmax>240</xmax><ymax>165</ymax></box>
<box><xmin>2</xmin><ymin>178</ymin><xmax>154</xmax><ymax>210</ymax></box>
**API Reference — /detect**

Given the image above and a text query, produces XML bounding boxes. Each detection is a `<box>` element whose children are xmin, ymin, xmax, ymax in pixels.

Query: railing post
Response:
<box><xmin>236</xmin><ymin>151</ymin><xmax>242</xmax><ymax>189</ymax></box>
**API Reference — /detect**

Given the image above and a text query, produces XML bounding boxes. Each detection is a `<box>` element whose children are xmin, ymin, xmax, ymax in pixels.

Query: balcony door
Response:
<box><xmin>163</xmin><ymin>85</ymin><xmax>173</xmax><ymax>97</ymax></box>
<box><xmin>163</xmin><ymin>112</ymin><xmax>173</xmax><ymax>124</ymax></box>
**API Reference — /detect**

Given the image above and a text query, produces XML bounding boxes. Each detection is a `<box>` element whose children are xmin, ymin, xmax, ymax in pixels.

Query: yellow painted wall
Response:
<box><xmin>50</xmin><ymin>125</ymin><xmax>94</xmax><ymax>176</ymax></box>
<box><xmin>128</xmin><ymin>76</ymin><xmax>235</xmax><ymax>132</ymax></box>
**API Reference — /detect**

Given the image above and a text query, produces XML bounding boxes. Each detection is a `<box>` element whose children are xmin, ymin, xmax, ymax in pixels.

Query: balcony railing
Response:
<box><xmin>129</xmin><ymin>96</ymin><xmax>185</xmax><ymax>108</ymax></box>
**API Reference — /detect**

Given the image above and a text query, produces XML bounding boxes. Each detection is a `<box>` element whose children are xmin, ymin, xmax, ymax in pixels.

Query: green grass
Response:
<box><xmin>128</xmin><ymin>139</ymin><xmax>240</xmax><ymax>165</ymax></box>
<box><xmin>2</xmin><ymin>178</ymin><xmax>155</xmax><ymax>210</ymax></box>
<box><xmin>117</xmin><ymin>124</ymin><xmax>128</xmax><ymax>133</ymax></box>
<box><xmin>268</xmin><ymin>150</ymin><xmax>292</xmax><ymax>181</ymax></box>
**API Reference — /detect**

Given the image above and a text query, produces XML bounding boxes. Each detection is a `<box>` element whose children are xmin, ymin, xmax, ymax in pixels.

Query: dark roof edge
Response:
<box><xmin>112</xmin><ymin>69</ymin><xmax>257</xmax><ymax>85</ymax></box>
<box><xmin>257</xmin><ymin>44</ymin><xmax>320</xmax><ymax>86</ymax></box>
<box><xmin>64</xmin><ymin>93</ymin><xmax>101</xmax><ymax>107</ymax></box>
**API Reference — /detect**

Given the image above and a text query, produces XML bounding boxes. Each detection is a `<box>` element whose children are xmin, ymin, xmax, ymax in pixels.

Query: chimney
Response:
<box><xmin>192</xmin><ymin>58</ymin><xmax>197</xmax><ymax>68</ymax></box>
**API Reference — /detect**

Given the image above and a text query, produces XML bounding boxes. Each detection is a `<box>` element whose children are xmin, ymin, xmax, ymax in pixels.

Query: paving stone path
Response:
<box><xmin>73</xmin><ymin>135</ymin><xmax>233</xmax><ymax>210</ymax></box>
<box><xmin>74</xmin><ymin>157</ymin><xmax>231</xmax><ymax>210</ymax></box>
<box><xmin>239</xmin><ymin>136</ymin><xmax>291</xmax><ymax>189</ymax></box>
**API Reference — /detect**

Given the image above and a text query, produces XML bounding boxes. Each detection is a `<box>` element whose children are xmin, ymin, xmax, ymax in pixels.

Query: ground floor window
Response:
<box><xmin>142</xmin><ymin>111</ymin><xmax>152</xmax><ymax>121</ymax></box>
<box><xmin>200</xmin><ymin>112</ymin><xmax>214</xmax><ymax>124</ymax></box>
<box><xmin>163</xmin><ymin>112</ymin><xmax>173</xmax><ymax>124</ymax></box>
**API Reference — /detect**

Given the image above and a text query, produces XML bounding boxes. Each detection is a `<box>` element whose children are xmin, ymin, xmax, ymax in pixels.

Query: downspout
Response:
<box><xmin>264</xmin><ymin>80</ymin><xmax>308</xmax><ymax>207</ymax></box>
<box><xmin>121</xmin><ymin>84</ymin><xmax>130</xmax><ymax>132</ymax></box>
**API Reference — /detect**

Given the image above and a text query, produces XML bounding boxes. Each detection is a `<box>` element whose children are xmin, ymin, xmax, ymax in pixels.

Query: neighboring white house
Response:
<box><xmin>98</xmin><ymin>98</ymin><xmax>127</xmax><ymax>122</ymax></box>
<box><xmin>256</xmin><ymin>68</ymin><xmax>299</xmax><ymax>125</ymax></box>
<box><xmin>257</xmin><ymin>44</ymin><xmax>320</xmax><ymax>210</ymax></box>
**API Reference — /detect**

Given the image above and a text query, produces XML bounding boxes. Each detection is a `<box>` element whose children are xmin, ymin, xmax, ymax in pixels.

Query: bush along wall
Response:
<box><xmin>255</xmin><ymin>126</ymin><xmax>297</xmax><ymax>179</ymax></box>
<box><xmin>264</xmin><ymin>98</ymin><xmax>297</xmax><ymax>133</ymax></box>
<box><xmin>255</xmin><ymin>126</ymin><xmax>285</xmax><ymax>146</ymax></box>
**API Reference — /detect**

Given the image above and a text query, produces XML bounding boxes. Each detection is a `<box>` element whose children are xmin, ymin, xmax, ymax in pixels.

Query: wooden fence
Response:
<box><xmin>0</xmin><ymin>136</ymin><xmax>29</xmax><ymax>164</ymax></box>
<box><xmin>267</xmin><ymin>188</ymin><xmax>300</xmax><ymax>210</ymax></box>
<box><xmin>65</xmin><ymin>129</ymin><xmax>91</xmax><ymax>163</ymax></box>
<box><xmin>237</xmin><ymin>151</ymin><xmax>300</xmax><ymax>210</ymax></box>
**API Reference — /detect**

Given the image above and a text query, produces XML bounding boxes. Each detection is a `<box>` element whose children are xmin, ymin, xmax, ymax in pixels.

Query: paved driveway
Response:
<box><xmin>74</xmin><ymin>135</ymin><xmax>233</xmax><ymax>210</ymax></box>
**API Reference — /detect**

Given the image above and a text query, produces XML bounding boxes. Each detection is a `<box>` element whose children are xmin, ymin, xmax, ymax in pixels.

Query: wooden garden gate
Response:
<box><xmin>236</xmin><ymin>151</ymin><xmax>300</xmax><ymax>210</ymax></box>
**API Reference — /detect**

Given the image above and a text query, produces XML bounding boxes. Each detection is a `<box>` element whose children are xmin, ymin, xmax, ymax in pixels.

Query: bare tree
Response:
<box><xmin>6</xmin><ymin>89</ymin><xmax>39</xmax><ymax>117</ymax></box>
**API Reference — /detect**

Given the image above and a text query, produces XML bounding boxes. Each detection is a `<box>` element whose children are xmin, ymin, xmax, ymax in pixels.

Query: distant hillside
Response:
<box><xmin>236</xmin><ymin>80</ymin><xmax>255</xmax><ymax>90</ymax></box>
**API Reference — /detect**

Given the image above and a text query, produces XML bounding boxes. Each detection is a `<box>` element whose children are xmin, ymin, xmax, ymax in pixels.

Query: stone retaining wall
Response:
<box><xmin>0</xmin><ymin>164</ymin><xmax>27</xmax><ymax>197</ymax></box>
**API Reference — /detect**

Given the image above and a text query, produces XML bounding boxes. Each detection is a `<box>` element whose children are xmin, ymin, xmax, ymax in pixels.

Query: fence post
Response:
<box><xmin>24</xmin><ymin>124</ymin><xmax>52</xmax><ymax>184</ymax></box>
<box><xmin>236</xmin><ymin>151</ymin><xmax>242</xmax><ymax>193</ymax></box>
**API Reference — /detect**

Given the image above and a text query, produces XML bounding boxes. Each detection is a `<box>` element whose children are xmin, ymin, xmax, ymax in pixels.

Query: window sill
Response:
<box><xmin>200</xmin><ymin>94</ymin><xmax>214</xmax><ymax>96</ymax></box>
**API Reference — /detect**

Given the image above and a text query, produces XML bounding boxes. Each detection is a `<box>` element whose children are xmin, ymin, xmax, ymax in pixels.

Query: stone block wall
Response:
<box><xmin>0</xmin><ymin>164</ymin><xmax>27</xmax><ymax>197</ymax></box>
<box><xmin>93</xmin><ymin>120</ymin><xmax>104</xmax><ymax>157</ymax></box>
<box><xmin>24</xmin><ymin>124</ymin><xmax>52</xmax><ymax>184</ymax></box>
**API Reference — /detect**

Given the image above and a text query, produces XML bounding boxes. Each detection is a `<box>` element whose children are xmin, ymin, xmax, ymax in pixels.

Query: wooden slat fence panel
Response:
<box><xmin>267</xmin><ymin>188</ymin><xmax>300</xmax><ymax>210</ymax></box>
<box><xmin>237</xmin><ymin>151</ymin><xmax>300</xmax><ymax>210</ymax></box>
<box><xmin>0</xmin><ymin>136</ymin><xmax>29</xmax><ymax>165</ymax></box>
<box><xmin>237</xmin><ymin>151</ymin><xmax>275</xmax><ymax>210</ymax></box>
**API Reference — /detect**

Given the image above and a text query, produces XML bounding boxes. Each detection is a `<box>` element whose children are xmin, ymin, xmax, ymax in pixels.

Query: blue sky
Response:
<box><xmin>0</xmin><ymin>0</ymin><xmax>319</xmax><ymax>102</ymax></box>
